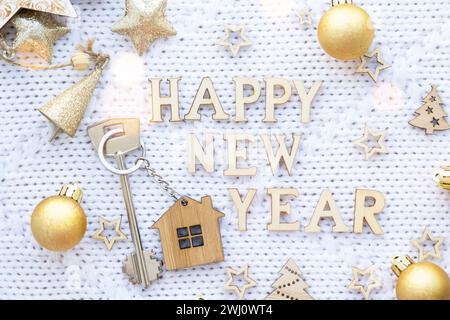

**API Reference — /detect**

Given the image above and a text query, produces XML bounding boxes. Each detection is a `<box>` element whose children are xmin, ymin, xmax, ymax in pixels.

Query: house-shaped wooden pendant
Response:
<box><xmin>151</xmin><ymin>195</ymin><xmax>225</xmax><ymax>271</ymax></box>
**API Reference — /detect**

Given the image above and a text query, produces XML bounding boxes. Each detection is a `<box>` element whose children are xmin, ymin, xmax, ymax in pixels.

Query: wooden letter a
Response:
<box><xmin>304</xmin><ymin>189</ymin><xmax>349</xmax><ymax>233</ymax></box>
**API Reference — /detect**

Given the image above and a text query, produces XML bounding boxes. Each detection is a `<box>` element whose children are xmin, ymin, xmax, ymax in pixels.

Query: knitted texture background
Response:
<box><xmin>1</xmin><ymin>0</ymin><xmax>449</xmax><ymax>300</ymax></box>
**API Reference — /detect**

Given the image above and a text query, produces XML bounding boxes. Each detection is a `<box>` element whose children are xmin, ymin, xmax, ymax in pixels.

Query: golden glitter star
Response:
<box><xmin>296</xmin><ymin>7</ymin><xmax>313</xmax><ymax>28</ymax></box>
<box><xmin>348</xmin><ymin>265</ymin><xmax>382</xmax><ymax>300</ymax></box>
<box><xmin>0</xmin><ymin>0</ymin><xmax>76</xmax><ymax>29</ymax></box>
<box><xmin>12</xmin><ymin>10</ymin><xmax>70</xmax><ymax>63</ymax></box>
<box><xmin>111</xmin><ymin>0</ymin><xmax>176</xmax><ymax>56</ymax></box>
<box><xmin>225</xmin><ymin>264</ymin><xmax>257</xmax><ymax>299</ymax></box>
<box><xmin>411</xmin><ymin>227</ymin><xmax>444</xmax><ymax>261</ymax></box>
<box><xmin>354</xmin><ymin>125</ymin><xmax>388</xmax><ymax>160</ymax></box>
<box><xmin>92</xmin><ymin>216</ymin><xmax>127</xmax><ymax>251</ymax></box>
<box><xmin>356</xmin><ymin>47</ymin><xmax>391</xmax><ymax>82</ymax></box>
<box><xmin>218</xmin><ymin>24</ymin><xmax>252</xmax><ymax>57</ymax></box>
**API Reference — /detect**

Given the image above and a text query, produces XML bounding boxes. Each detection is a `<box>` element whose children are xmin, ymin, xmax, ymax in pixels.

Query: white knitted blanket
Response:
<box><xmin>0</xmin><ymin>0</ymin><xmax>449</xmax><ymax>300</ymax></box>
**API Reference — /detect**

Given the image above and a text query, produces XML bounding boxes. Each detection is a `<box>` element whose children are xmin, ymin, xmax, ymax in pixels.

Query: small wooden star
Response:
<box><xmin>348</xmin><ymin>265</ymin><xmax>382</xmax><ymax>300</ymax></box>
<box><xmin>225</xmin><ymin>264</ymin><xmax>257</xmax><ymax>299</ymax></box>
<box><xmin>354</xmin><ymin>125</ymin><xmax>388</xmax><ymax>160</ymax></box>
<box><xmin>218</xmin><ymin>24</ymin><xmax>252</xmax><ymax>57</ymax></box>
<box><xmin>12</xmin><ymin>10</ymin><xmax>70</xmax><ymax>63</ymax></box>
<box><xmin>356</xmin><ymin>47</ymin><xmax>391</xmax><ymax>82</ymax></box>
<box><xmin>111</xmin><ymin>0</ymin><xmax>177</xmax><ymax>55</ymax></box>
<box><xmin>296</xmin><ymin>7</ymin><xmax>313</xmax><ymax>28</ymax></box>
<box><xmin>411</xmin><ymin>227</ymin><xmax>444</xmax><ymax>261</ymax></box>
<box><xmin>92</xmin><ymin>216</ymin><xmax>127</xmax><ymax>251</ymax></box>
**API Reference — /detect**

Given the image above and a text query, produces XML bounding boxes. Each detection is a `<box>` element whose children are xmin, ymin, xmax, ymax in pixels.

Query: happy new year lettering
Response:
<box><xmin>148</xmin><ymin>77</ymin><xmax>321</xmax><ymax>123</ymax></box>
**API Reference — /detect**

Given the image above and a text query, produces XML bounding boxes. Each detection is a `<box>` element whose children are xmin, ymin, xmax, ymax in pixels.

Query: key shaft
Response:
<box><xmin>116</xmin><ymin>152</ymin><xmax>150</xmax><ymax>288</ymax></box>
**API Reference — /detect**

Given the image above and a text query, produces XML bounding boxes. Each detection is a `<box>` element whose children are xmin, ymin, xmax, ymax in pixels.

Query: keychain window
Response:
<box><xmin>177</xmin><ymin>225</ymin><xmax>204</xmax><ymax>250</ymax></box>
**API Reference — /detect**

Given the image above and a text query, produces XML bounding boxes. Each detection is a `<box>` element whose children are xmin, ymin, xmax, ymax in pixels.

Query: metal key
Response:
<box><xmin>88</xmin><ymin>118</ymin><xmax>160</xmax><ymax>288</ymax></box>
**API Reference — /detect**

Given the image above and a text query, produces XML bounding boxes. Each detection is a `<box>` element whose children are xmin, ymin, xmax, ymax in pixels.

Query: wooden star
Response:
<box><xmin>12</xmin><ymin>10</ymin><xmax>70</xmax><ymax>63</ymax></box>
<box><xmin>0</xmin><ymin>0</ymin><xmax>76</xmax><ymax>29</ymax></box>
<box><xmin>111</xmin><ymin>0</ymin><xmax>176</xmax><ymax>56</ymax></box>
<box><xmin>225</xmin><ymin>264</ymin><xmax>257</xmax><ymax>299</ymax></box>
<box><xmin>92</xmin><ymin>216</ymin><xmax>127</xmax><ymax>251</ymax></box>
<box><xmin>218</xmin><ymin>24</ymin><xmax>252</xmax><ymax>57</ymax></box>
<box><xmin>354</xmin><ymin>125</ymin><xmax>388</xmax><ymax>160</ymax></box>
<box><xmin>348</xmin><ymin>265</ymin><xmax>382</xmax><ymax>300</ymax></box>
<box><xmin>411</xmin><ymin>227</ymin><xmax>444</xmax><ymax>261</ymax></box>
<box><xmin>296</xmin><ymin>7</ymin><xmax>313</xmax><ymax>28</ymax></box>
<box><xmin>356</xmin><ymin>47</ymin><xmax>391</xmax><ymax>82</ymax></box>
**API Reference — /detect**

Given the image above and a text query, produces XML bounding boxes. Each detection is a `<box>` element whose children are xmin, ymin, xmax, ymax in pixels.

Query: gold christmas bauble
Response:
<box><xmin>31</xmin><ymin>183</ymin><xmax>86</xmax><ymax>251</ymax></box>
<box><xmin>392</xmin><ymin>255</ymin><xmax>450</xmax><ymax>300</ymax></box>
<box><xmin>317</xmin><ymin>3</ymin><xmax>375</xmax><ymax>61</ymax></box>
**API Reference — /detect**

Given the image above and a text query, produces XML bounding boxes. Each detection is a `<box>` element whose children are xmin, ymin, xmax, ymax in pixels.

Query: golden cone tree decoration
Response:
<box><xmin>38</xmin><ymin>43</ymin><xmax>109</xmax><ymax>141</ymax></box>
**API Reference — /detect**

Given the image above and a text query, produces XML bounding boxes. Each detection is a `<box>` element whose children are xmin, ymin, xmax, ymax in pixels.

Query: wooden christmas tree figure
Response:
<box><xmin>409</xmin><ymin>85</ymin><xmax>450</xmax><ymax>134</ymax></box>
<box><xmin>266</xmin><ymin>258</ymin><xmax>313</xmax><ymax>300</ymax></box>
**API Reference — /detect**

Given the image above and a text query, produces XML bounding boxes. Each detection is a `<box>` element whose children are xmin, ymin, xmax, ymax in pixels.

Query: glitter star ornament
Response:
<box><xmin>411</xmin><ymin>227</ymin><xmax>444</xmax><ymax>261</ymax></box>
<box><xmin>0</xmin><ymin>0</ymin><xmax>76</xmax><ymax>29</ymax></box>
<box><xmin>348</xmin><ymin>265</ymin><xmax>382</xmax><ymax>300</ymax></box>
<box><xmin>12</xmin><ymin>10</ymin><xmax>70</xmax><ymax>63</ymax></box>
<box><xmin>112</xmin><ymin>0</ymin><xmax>176</xmax><ymax>56</ymax></box>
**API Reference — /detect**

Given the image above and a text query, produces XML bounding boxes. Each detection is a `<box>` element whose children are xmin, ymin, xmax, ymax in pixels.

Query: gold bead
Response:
<box><xmin>317</xmin><ymin>3</ymin><xmax>375</xmax><ymax>61</ymax></box>
<box><xmin>392</xmin><ymin>255</ymin><xmax>450</xmax><ymax>300</ymax></box>
<box><xmin>31</xmin><ymin>183</ymin><xmax>87</xmax><ymax>252</ymax></box>
<box><xmin>71</xmin><ymin>51</ymin><xmax>90</xmax><ymax>71</ymax></box>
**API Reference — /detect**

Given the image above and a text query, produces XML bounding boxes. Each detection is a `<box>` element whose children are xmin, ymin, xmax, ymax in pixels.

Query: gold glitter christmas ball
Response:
<box><xmin>31</xmin><ymin>184</ymin><xmax>86</xmax><ymax>251</ymax></box>
<box><xmin>317</xmin><ymin>3</ymin><xmax>375</xmax><ymax>61</ymax></box>
<box><xmin>392</xmin><ymin>255</ymin><xmax>450</xmax><ymax>300</ymax></box>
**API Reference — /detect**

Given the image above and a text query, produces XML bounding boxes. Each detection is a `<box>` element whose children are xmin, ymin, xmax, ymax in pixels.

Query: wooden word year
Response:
<box><xmin>229</xmin><ymin>188</ymin><xmax>385</xmax><ymax>235</ymax></box>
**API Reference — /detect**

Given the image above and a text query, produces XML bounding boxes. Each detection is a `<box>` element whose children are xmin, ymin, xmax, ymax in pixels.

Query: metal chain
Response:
<box><xmin>136</xmin><ymin>157</ymin><xmax>181</xmax><ymax>201</ymax></box>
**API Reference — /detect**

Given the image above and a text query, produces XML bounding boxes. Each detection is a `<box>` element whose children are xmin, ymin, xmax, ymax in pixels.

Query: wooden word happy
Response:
<box><xmin>149</xmin><ymin>77</ymin><xmax>322</xmax><ymax>123</ymax></box>
<box><xmin>229</xmin><ymin>188</ymin><xmax>385</xmax><ymax>235</ymax></box>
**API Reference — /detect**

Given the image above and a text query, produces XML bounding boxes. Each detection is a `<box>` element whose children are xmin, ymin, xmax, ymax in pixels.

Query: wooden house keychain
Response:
<box><xmin>87</xmin><ymin>118</ymin><xmax>225</xmax><ymax>287</ymax></box>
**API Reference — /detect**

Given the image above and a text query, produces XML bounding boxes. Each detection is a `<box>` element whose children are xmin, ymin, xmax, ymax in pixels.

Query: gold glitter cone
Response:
<box><xmin>39</xmin><ymin>57</ymin><xmax>108</xmax><ymax>141</ymax></box>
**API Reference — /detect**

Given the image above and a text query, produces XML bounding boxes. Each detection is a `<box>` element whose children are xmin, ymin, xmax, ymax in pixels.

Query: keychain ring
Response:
<box><xmin>98</xmin><ymin>128</ymin><xmax>146</xmax><ymax>175</ymax></box>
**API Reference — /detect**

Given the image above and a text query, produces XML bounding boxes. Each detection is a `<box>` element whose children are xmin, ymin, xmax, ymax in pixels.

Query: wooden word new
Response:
<box><xmin>188</xmin><ymin>133</ymin><xmax>301</xmax><ymax>176</ymax></box>
<box><xmin>229</xmin><ymin>188</ymin><xmax>385</xmax><ymax>235</ymax></box>
<box><xmin>149</xmin><ymin>77</ymin><xmax>321</xmax><ymax>123</ymax></box>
